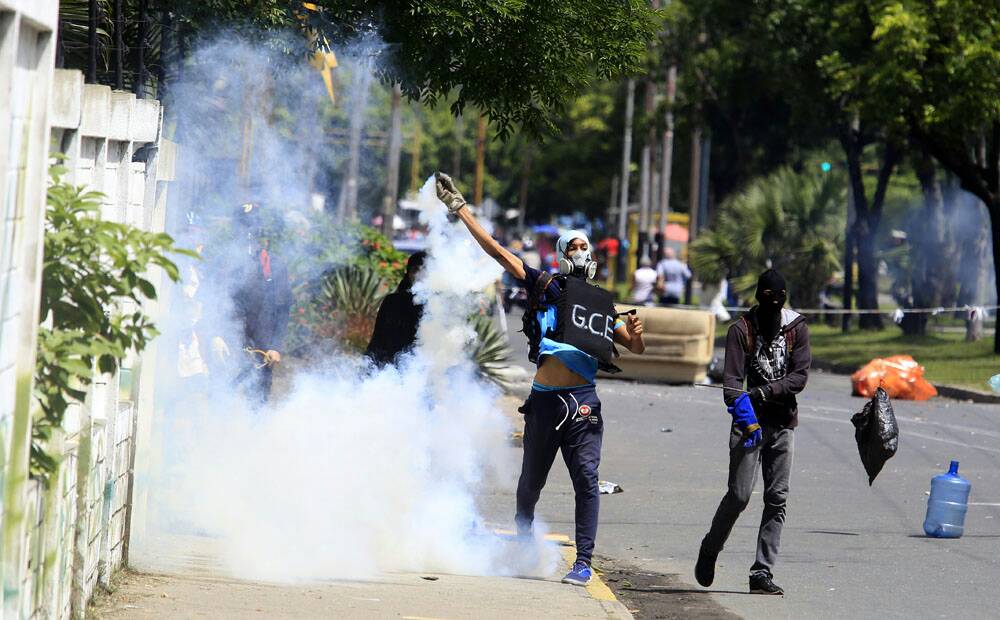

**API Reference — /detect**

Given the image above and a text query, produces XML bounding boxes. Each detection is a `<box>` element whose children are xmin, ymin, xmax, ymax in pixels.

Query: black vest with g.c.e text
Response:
<box><xmin>553</xmin><ymin>276</ymin><xmax>618</xmax><ymax>369</ymax></box>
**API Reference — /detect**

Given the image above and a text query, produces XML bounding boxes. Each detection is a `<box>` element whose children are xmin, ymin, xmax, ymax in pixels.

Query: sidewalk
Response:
<box><xmin>92</xmin><ymin>534</ymin><xmax>632</xmax><ymax>620</ymax></box>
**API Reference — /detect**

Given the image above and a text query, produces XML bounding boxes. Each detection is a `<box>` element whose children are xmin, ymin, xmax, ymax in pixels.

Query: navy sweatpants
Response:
<box><xmin>515</xmin><ymin>385</ymin><xmax>603</xmax><ymax>565</ymax></box>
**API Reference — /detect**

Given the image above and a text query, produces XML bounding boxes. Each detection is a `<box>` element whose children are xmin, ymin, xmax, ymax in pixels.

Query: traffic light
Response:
<box><xmin>820</xmin><ymin>161</ymin><xmax>832</xmax><ymax>173</ymax></box>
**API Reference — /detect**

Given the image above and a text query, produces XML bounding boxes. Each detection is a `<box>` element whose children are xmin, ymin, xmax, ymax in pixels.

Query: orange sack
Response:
<box><xmin>851</xmin><ymin>355</ymin><xmax>938</xmax><ymax>401</ymax></box>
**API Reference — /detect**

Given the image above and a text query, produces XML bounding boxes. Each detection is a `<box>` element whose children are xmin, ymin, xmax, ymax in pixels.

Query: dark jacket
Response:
<box><xmin>365</xmin><ymin>289</ymin><xmax>424</xmax><ymax>366</ymax></box>
<box><xmin>231</xmin><ymin>252</ymin><xmax>293</xmax><ymax>352</ymax></box>
<box><xmin>723</xmin><ymin>307</ymin><xmax>811</xmax><ymax>429</ymax></box>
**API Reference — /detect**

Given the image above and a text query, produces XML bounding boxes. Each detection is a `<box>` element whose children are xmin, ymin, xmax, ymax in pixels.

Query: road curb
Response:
<box><xmin>811</xmin><ymin>358</ymin><xmax>1000</xmax><ymax>404</ymax></box>
<box><xmin>552</xmin><ymin>535</ymin><xmax>634</xmax><ymax>620</ymax></box>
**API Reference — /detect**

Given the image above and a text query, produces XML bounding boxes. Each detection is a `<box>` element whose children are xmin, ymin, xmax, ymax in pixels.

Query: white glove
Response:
<box><xmin>435</xmin><ymin>172</ymin><xmax>467</xmax><ymax>214</ymax></box>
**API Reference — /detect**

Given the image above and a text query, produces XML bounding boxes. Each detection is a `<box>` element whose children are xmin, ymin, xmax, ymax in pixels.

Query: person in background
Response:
<box><xmin>656</xmin><ymin>247</ymin><xmax>692</xmax><ymax>306</ymax></box>
<box><xmin>365</xmin><ymin>251</ymin><xmax>427</xmax><ymax>366</ymax></box>
<box><xmin>230</xmin><ymin>202</ymin><xmax>293</xmax><ymax>405</ymax></box>
<box><xmin>629</xmin><ymin>256</ymin><xmax>658</xmax><ymax>306</ymax></box>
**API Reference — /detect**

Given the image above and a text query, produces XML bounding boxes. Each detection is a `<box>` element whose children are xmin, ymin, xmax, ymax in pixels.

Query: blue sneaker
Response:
<box><xmin>561</xmin><ymin>560</ymin><xmax>592</xmax><ymax>586</ymax></box>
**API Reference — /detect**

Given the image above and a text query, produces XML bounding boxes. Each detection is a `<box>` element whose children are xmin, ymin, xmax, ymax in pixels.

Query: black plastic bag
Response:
<box><xmin>851</xmin><ymin>387</ymin><xmax>899</xmax><ymax>485</ymax></box>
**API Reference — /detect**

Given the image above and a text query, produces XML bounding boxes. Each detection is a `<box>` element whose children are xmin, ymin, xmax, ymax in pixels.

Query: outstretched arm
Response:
<box><xmin>437</xmin><ymin>173</ymin><xmax>526</xmax><ymax>280</ymax></box>
<box><xmin>454</xmin><ymin>208</ymin><xmax>526</xmax><ymax>280</ymax></box>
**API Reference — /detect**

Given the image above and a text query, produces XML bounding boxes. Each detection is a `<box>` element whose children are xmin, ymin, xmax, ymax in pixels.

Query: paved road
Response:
<box><xmin>486</xmin><ymin>308</ymin><xmax>1000</xmax><ymax>619</ymax></box>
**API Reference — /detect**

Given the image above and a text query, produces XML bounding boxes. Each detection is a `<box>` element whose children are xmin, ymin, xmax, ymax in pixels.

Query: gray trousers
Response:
<box><xmin>702</xmin><ymin>424</ymin><xmax>794</xmax><ymax>577</ymax></box>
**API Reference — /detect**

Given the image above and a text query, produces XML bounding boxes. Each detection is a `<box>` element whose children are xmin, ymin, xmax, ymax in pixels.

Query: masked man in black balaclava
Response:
<box><xmin>695</xmin><ymin>268</ymin><xmax>811</xmax><ymax>596</ymax></box>
<box><xmin>230</xmin><ymin>202</ymin><xmax>293</xmax><ymax>406</ymax></box>
<box><xmin>365</xmin><ymin>251</ymin><xmax>427</xmax><ymax>367</ymax></box>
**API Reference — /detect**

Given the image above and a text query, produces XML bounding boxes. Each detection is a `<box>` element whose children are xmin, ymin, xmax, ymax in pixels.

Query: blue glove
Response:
<box><xmin>728</xmin><ymin>392</ymin><xmax>762</xmax><ymax>449</ymax></box>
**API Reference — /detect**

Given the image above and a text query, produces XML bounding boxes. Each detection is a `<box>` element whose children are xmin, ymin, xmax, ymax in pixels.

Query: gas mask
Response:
<box><xmin>558</xmin><ymin>249</ymin><xmax>598</xmax><ymax>279</ymax></box>
<box><xmin>556</xmin><ymin>230</ymin><xmax>598</xmax><ymax>279</ymax></box>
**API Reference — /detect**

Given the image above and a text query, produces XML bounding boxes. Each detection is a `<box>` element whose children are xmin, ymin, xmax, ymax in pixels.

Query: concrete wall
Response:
<box><xmin>1</xmin><ymin>3</ymin><xmax>176</xmax><ymax>614</ymax></box>
<box><xmin>0</xmin><ymin>1</ymin><xmax>58</xmax><ymax>617</ymax></box>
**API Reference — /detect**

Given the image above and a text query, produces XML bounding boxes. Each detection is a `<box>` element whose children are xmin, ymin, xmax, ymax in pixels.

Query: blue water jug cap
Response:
<box><xmin>948</xmin><ymin>460</ymin><xmax>959</xmax><ymax>475</ymax></box>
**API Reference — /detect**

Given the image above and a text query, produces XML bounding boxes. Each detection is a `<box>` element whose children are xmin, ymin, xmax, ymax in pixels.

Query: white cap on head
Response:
<box><xmin>557</xmin><ymin>230</ymin><xmax>590</xmax><ymax>256</ymax></box>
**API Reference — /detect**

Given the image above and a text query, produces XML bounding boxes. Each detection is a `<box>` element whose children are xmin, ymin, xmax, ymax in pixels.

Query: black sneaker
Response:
<box><xmin>695</xmin><ymin>546</ymin><xmax>717</xmax><ymax>587</ymax></box>
<box><xmin>749</xmin><ymin>573</ymin><xmax>784</xmax><ymax>595</ymax></box>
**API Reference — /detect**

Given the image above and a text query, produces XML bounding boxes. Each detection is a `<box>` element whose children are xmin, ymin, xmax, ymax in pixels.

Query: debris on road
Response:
<box><xmin>988</xmin><ymin>373</ymin><xmax>1000</xmax><ymax>393</ymax></box>
<box><xmin>851</xmin><ymin>355</ymin><xmax>937</xmax><ymax>400</ymax></box>
<box><xmin>421</xmin><ymin>576</ymin><xmax>439</xmax><ymax>581</ymax></box>
<box><xmin>851</xmin><ymin>387</ymin><xmax>899</xmax><ymax>485</ymax></box>
<box><xmin>599</xmin><ymin>480</ymin><xmax>624</xmax><ymax>494</ymax></box>
<box><xmin>660</xmin><ymin>428</ymin><xmax>673</xmax><ymax>433</ymax></box>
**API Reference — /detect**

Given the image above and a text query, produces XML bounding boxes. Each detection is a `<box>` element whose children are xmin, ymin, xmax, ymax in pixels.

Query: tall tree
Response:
<box><xmin>304</xmin><ymin>1</ymin><xmax>659</xmax><ymax>138</ymax></box>
<box><xmin>689</xmin><ymin>167</ymin><xmax>845</xmax><ymax>307</ymax></box>
<box><xmin>381</xmin><ymin>83</ymin><xmax>403</xmax><ymax>237</ymax></box>
<box><xmin>857</xmin><ymin>0</ymin><xmax>1000</xmax><ymax>350</ymax></box>
<box><xmin>667</xmin><ymin>0</ymin><xmax>903</xmax><ymax>328</ymax></box>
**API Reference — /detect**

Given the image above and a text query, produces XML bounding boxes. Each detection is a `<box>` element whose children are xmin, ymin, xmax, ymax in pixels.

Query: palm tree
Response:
<box><xmin>469</xmin><ymin>314</ymin><xmax>513</xmax><ymax>390</ymax></box>
<box><xmin>689</xmin><ymin>167</ymin><xmax>844</xmax><ymax>308</ymax></box>
<box><xmin>58</xmin><ymin>0</ymin><xmax>112</xmax><ymax>76</ymax></box>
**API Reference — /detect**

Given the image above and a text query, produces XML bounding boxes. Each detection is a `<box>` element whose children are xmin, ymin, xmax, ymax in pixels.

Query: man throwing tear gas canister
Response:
<box><xmin>436</xmin><ymin>173</ymin><xmax>646</xmax><ymax>587</ymax></box>
<box><xmin>696</xmin><ymin>268</ymin><xmax>811</xmax><ymax>595</ymax></box>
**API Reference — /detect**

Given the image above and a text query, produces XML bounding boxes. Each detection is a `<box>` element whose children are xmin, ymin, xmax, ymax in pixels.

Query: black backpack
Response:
<box><xmin>521</xmin><ymin>272</ymin><xmax>558</xmax><ymax>365</ymax></box>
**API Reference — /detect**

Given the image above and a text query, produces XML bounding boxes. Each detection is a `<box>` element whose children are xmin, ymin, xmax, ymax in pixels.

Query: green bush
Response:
<box><xmin>285</xmin><ymin>219</ymin><xmax>407</xmax><ymax>354</ymax></box>
<box><xmin>291</xmin><ymin>265</ymin><xmax>387</xmax><ymax>354</ymax></box>
<box><xmin>33</xmin><ymin>167</ymin><xmax>193</xmax><ymax>478</ymax></box>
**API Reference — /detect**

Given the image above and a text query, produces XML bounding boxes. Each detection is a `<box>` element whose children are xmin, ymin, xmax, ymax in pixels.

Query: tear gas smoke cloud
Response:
<box><xmin>131</xmin><ymin>31</ymin><xmax>558</xmax><ymax>581</ymax></box>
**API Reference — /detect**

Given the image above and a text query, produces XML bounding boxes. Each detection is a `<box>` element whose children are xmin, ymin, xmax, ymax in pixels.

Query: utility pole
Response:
<box><xmin>408</xmin><ymin>119</ymin><xmax>422</xmax><ymax>193</ymax></box>
<box><xmin>517</xmin><ymin>145</ymin><xmax>533</xmax><ymax>234</ymax></box>
<box><xmin>607</xmin><ymin>174</ymin><xmax>620</xmax><ymax>228</ymax></box>
<box><xmin>687</xmin><ymin>121</ymin><xmax>702</xmax><ymax>240</ymax></box>
<box><xmin>474</xmin><ymin>114</ymin><xmax>487</xmax><ymax>206</ymax></box>
<box><xmin>452</xmin><ymin>113</ymin><xmax>463</xmax><ymax>177</ymax></box>
<box><xmin>639</xmin><ymin>81</ymin><xmax>655</xmax><ymax>261</ymax></box>
<box><xmin>381</xmin><ymin>83</ymin><xmax>403</xmax><ymax>238</ymax></box>
<box><xmin>685</xmin><ymin>113</ymin><xmax>702</xmax><ymax>306</ymax></box>
<box><xmin>659</xmin><ymin>63</ymin><xmax>677</xmax><ymax>257</ymax></box>
<box><xmin>340</xmin><ymin>66</ymin><xmax>372</xmax><ymax>221</ymax></box>
<box><xmin>617</xmin><ymin>79</ymin><xmax>636</xmax><ymax>280</ymax></box>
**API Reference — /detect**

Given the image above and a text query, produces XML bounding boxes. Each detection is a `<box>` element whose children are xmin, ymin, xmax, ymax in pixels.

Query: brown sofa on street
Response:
<box><xmin>600</xmin><ymin>305</ymin><xmax>716</xmax><ymax>384</ymax></box>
